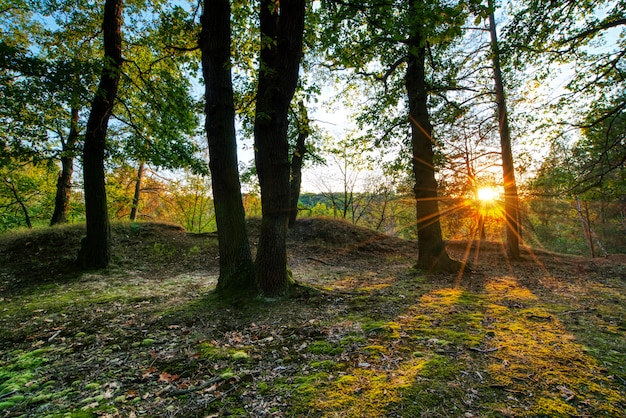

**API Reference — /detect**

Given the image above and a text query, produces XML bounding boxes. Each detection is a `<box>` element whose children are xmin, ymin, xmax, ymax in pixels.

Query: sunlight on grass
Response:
<box><xmin>484</xmin><ymin>276</ymin><xmax>538</xmax><ymax>302</ymax></box>
<box><xmin>482</xmin><ymin>277</ymin><xmax>624</xmax><ymax>416</ymax></box>
<box><xmin>313</xmin><ymin>360</ymin><xmax>426</xmax><ymax>417</ymax></box>
<box><xmin>291</xmin><ymin>275</ymin><xmax>625</xmax><ymax>417</ymax></box>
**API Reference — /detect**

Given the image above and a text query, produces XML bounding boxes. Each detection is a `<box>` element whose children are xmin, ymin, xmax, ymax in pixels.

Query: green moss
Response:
<box><xmin>0</xmin><ymin>348</ymin><xmax>54</xmax><ymax>399</ymax></box>
<box><xmin>219</xmin><ymin>370</ymin><xmax>235</xmax><ymax>380</ymax></box>
<box><xmin>419</xmin><ymin>355</ymin><xmax>460</xmax><ymax>380</ymax></box>
<box><xmin>362</xmin><ymin>320</ymin><xmax>400</xmax><ymax>338</ymax></box>
<box><xmin>310</xmin><ymin>360</ymin><xmax>338</xmax><ymax>371</ymax></box>
<box><xmin>363</xmin><ymin>345</ymin><xmax>386</xmax><ymax>355</ymax></box>
<box><xmin>0</xmin><ymin>401</ymin><xmax>16</xmax><ymax>410</ymax></box>
<box><xmin>231</xmin><ymin>351</ymin><xmax>249</xmax><ymax>362</ymax></box>
<box><xmin>140</xmin><ymin>338</ymin><xmax>156</xmax><ymax>346</ymax></box>
<box><xmin>14</xmin><ymin>348</ymin><xmax>50</xmax><ymax>369</ymax></box>
<box><xmin>84</xmin><ymin>382</ymin><xmax>100</xmax><ymax>390</ymax></box>
<box><xmin>293</xmin><ymin>372</ymin><xmax>330</xmax><ymax>397</ymax></box>
<box><xmin>340</xmin><ymin>335</ymin><xmax>367</xmax><ymax>346</ymax></box>
<box><xmin>197</xmin><ymin>342</ymin><xmax>230</xmax><ymax>360</ymax></box>
<box><xmin>257</xmin><ymin>382</ymin><xmax>270</xmax><ymax>394</ymax></box>
<box><xmin>307</xmin><ymin>340</ymin><xmax>343</xmax><ymax>355</ymax></box>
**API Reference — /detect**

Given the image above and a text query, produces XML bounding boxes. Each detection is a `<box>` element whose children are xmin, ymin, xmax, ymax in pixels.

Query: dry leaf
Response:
<box><xmin>142</xmin><ymin>367</ymin><xmax>157</xmax><ymax>379</ymax></box>
<box><xmin>158</xmin><ymin>372</ymin><xmax>180</xmax><ymax>383</ymax></box>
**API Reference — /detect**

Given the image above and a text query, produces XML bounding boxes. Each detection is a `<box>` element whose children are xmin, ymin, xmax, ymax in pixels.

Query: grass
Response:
<box><xmin>0</xmin><ymin>220</ymin><xmax>625</xmax><ymax>417</ymax></box>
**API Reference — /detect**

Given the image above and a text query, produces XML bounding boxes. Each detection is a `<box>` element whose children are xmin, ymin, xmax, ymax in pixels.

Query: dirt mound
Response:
<box><xmin>286</xmin><ymin>217</ymin><xmax>417</xmax><ymax>268</ymax></box>
<box><xmin>289</xmin><ymin>217</ymin><xmax>413</xmax><ymax>251</ymax></box>
<box><xmin>0</xmin><ymin>222</ymin><xmax>218</xmax><ymax>294</ymax></box>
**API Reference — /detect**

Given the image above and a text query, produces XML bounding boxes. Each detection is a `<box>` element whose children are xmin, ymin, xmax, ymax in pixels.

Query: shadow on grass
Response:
<box><xmin>0</xmin><ymin>225</ymin><xmax>624</xmax><ymax>417</ymax></box>
<box><xmin>196</xmin><ymin>263</ymin><xmax>624</xmax><ymax>418</ymax></box>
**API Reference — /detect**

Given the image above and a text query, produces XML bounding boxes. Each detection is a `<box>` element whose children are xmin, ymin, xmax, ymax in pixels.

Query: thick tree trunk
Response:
<box><xmin>77</xmin><ymin>0</ymin><xmax>123</xmax><ymax>269</ymax></box>
<box><xmin>129</xmin><ymin>161</ymin><xmax>144</xmax><ymax>221</ymax></box>
<box><xmin>288</xmin><ymin>101</ymin><xmax>310</xmax><ymax>228</ymax></box>
<box><xmin>50</xmin><ymin>105</ymin><xmax>78</xmax><ymax>226</ymax></box>
<box><xmin>201</xmin><ymin>0</ymin><xmax>255</xmax><ymax>292</ymax></box>
<box><xmin>489</xmin><ymin>5</ymin><xmax>521</xmax><ymax>259</ymax></box>
<box><xmin>254</xmin><ymin>0</ymin><xmax>306</xmax><ymax>296</ymax></box>
<box><xmin>405</xmin><ymin>5</ymin><xmax>459</xmax><ymax>272</ymax></box>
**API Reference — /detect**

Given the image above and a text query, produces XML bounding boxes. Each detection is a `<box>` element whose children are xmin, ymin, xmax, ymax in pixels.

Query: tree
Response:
<box><xmin>315</xmin><ymin>134</ymin><xmax>372</xmax><ymax>222</ymax></box>
<box><xmin>167</xmin><ymin>173</ymin><xmax>217</xmax><ymax>233</ymax></box>
<box><xmin>76</xmin><ymin>0</ymin><xmax>123</xmax><ymax>269</ymax></box>
<box><xmin>253</xmin><ymin>0</ymin><xmax>307</xmax><ymax>296</ymax></box>
<box><xmin>320</xmin><ymin>0</ymin><xmax>466</xmax><ymax>271</ymax></box>
<box><xmin>487</xmin><ymin>0</ymin><xmax>520</xmax><ymax>258</ymax></box>
<box><xmin>50</xmin><ymin>103</ymin><xmax>80</xmax><ymax>225</ymax></box>
<box><xmin>0</xmin><ymin>161</ymin><xmax>56</xmax><ymax>231</ymax></box>
<box><xmin>504</xmin><ymin>0</ymin><xmax>625</xmax><ymax>189</ymax></box>
<box><xmin>200</xmin><ymin>0</ymin><xmax>256</xmax><ymax>292</ymax></box>
<box><xmin>128</xmin><ymin>161</ymin><xmax>144</xmax><ymax>221</ymax></box>
<box><xmin>288</xmin><ymin>100</ymin><xmax>312</xmax><ymax>227</ymax></box>
<box><xmin>405</xmin><ymin>0</ymin><xmax>462</xmax><ymax>271</ymax></box>
<box><xmin>1</xmin><ymin>41</ymin><xmax>91</xmax><ymax>228</ymax></box>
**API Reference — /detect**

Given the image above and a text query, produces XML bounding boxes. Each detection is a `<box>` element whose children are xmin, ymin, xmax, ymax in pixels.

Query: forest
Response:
<box><xmin>0</xmin><ymin>0</ymin><xmax>625</xmax><ymax>416</ymax></box>
<box><xmin>2</xmin><ymin>0</ymin><xmax>625</xmax><ymax>279</ymax></box>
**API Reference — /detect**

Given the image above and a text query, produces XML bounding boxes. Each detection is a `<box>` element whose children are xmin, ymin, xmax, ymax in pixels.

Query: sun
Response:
<box><xmin>477</xmin><ymin>187</ymin><xmax>499</xmax><ymax>202</ymax></box>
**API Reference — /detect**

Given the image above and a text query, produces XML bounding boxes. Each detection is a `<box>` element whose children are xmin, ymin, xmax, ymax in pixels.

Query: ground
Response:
<box><xmin>0</xmin><ymin>218</ymin><xmax>625</xmax><ymax>417</ymax></box>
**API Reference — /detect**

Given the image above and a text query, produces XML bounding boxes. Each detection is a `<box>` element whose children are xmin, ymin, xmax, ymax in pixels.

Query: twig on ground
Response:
<box><xmin>561</xmin><ymin>308</ymin><xmax>596</xmax><ymax>315</ymax></box>
<box><xmin>469</xmin><ymin>347</ymin><xmax>500</xmax><ymax>353</ymax></box>
<box><xmin>166</xmin><ymin>375</ymin><xmax>223</xmax><ymax>397</ymax></box>
<box><xmin>0</xmin><ymin>390</ymin><xmax>18</xmax><ymax>400</ymax></box>
<box><xmin>306</xmin><ymin>257</ymin><xmax>332</xmax><ymax>265</ymax></box>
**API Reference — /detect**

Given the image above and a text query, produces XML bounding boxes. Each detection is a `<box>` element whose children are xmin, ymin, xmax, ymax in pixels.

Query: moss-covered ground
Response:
<box><xmin>0</xmin><ymin>219</ymin><xmax>624</xmax><ymax>417</ymax></box>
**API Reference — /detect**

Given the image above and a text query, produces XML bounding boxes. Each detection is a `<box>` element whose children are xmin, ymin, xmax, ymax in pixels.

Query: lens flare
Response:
<box><xmin>477</xmin><ymin>187</ymin><xmax>499</xmax><ymax>202</ymax></box>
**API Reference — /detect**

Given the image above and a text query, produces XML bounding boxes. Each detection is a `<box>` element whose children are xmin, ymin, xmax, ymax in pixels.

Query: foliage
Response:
<box><xmin>112</xmin><ymin>1</ymin><xmax>207</xmax><ymax>175</ymax></box>
<box><xmin>504</xmin><ymin>0</ymin><xmax>626</xmax><ymax>199</ymax></box>
<box><xmin>166</xmin><ymin>173</ymin><xmax>216</xmax><ymax>233</ymax></box>
<box><xmin>0</xmin><ymin>161</ymin><xmax>57</xmax><ymax>231</ymax></box>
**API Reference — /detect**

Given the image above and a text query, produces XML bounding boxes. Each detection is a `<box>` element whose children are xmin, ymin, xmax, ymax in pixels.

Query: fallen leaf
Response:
<box><xmin>142</xmin><ymin>367</ymin><xmax>157</xmax><ymax>379</ymax></box>
<box><xmin>158</xmin><ymin>372</ymin><xmax>180</xmax><ymax>383</ymax></box>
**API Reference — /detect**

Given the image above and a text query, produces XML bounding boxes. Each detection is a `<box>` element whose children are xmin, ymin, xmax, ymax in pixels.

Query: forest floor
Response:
<box><xmin>0</xmin><ymin>218</ymin><xmax>625</xmax><ymax>417</ymax></box>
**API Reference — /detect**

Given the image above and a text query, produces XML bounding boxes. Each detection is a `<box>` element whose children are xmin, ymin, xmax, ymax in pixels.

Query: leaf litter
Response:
<box><xmin>0</xmin><ymin>219</ymin><xmax>624</xmax><ymax>417</ymax></box>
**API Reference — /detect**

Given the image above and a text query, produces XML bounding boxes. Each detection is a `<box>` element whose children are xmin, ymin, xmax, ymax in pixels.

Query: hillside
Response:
<box><xmin>0</xmin><ymin>219</ymin><xmax>625</xmax><ymax>417</ymax></box>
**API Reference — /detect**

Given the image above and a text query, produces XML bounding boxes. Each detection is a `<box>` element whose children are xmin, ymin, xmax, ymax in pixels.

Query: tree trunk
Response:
<box><xmin>76</xmin><ymin>0</ymin><xmax>123</xmax><ymax>269</ymax></box>
<box><xmin>288</xmin><ymin>101</ymin><xmax>310</xmax><ymax>228</ymax></box>
<box><xmin>129</xmin><ymin>161</ymin><xmax>144</xmax><ymax>221</ymax></box>
<box><xmin>200</xmin><ymin>0</ymin><xmax>256</xmax><ymax>292</ymax></box>
<box><xmin>5</xmin><ymin>179</ymin><xmax>32</xmax><ymax>229</ymax></box>
<box><xmin>488</xmin><ymin>4</ymin><xmax>521</xmax><ymax>259</ymax></box>
<box><xmin>50</xmin><ymin>105</ymin><xmax>78</xmax><ymax>226</ymax></box>
<box><xmin>254</xmin><ymin>0</ymin><xmax>306</xmax><ymax>296</ymax></box>
<box><xmin>405</xmin><ymin>2</ymin><xmax>459</xmax><ymax>272</ymax></box>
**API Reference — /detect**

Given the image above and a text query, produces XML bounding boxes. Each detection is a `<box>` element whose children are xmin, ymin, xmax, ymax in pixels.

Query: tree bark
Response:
<box><xmin>488</xmin><ymin>4</ymin><xmax>521</xmax><ymax>259</ymax></box>
<box><xmin>288</xmin><ymin>101</ymin><xmax>310</xmax><ymax>228</ymax></box>
<box><xmin>405</xmin><ymin>1</ymin><xmax>459</xmax><ymax>272</ymax></box>
<box><xmin>129</xmin><ymin>161</ymin><xmax>144</xmax><ymax>221</ymax></box>
<box><xmin>254</xmin><ymin>0</ymin><xmax>306</xmax><ymax>296</ymax></box>
<box><xmin>200</xmin><ymin>0</ymin><xmax>256</xmax><ymax>292</ymax></box>
<box><xmin>76</xmin><ymin>0</ymin><xmax>123</xmax><ymax>269</ymax></box>
<box><xmin>50</xmin><ymin>105</ymin><xmax>79</xmax><ymax>226</ymax></box>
